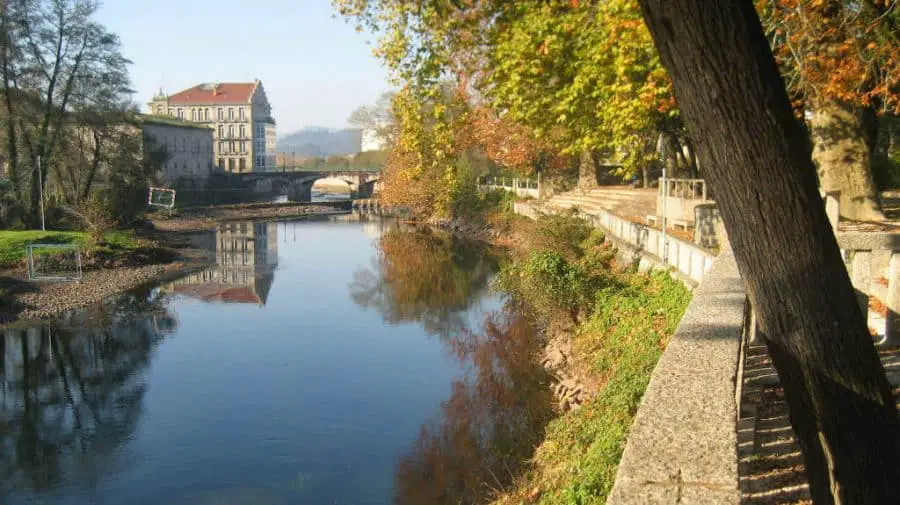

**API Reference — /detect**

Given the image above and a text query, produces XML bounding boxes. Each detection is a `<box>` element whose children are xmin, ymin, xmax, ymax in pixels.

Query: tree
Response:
<box><xmin>335</xmin><ymin>0</ymin><xmax>691</xmax><ymax>185</ymax></box>
<box><xmin>635</xmin><ymin>0</ymin><xmax>900</xmax><ymax>503</ymax></box>
<box><xmin>0</xmin><ymin>0</ymin><xmax>130</xmax><ymax>226</ymax></box>
<box><xmin>758</xmin><ymin>0</ymin><xmax>900</xmax><ymax>220</ymax></box>
<box><xmin>348</xmin><ymin>90</ymin><xmax>397</xmax><ymax>149</ymax></box>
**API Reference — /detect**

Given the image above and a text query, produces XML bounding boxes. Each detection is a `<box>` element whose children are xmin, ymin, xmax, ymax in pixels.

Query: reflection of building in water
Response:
<box><xmin>163</xmin><ymin>222</ymin><xmax>278</xmax><ymax>305</ymax></box>
<box><xmin>327</xmin><ymin>211</ymin><xmax>400</xmax><ymax>239</ymax></box>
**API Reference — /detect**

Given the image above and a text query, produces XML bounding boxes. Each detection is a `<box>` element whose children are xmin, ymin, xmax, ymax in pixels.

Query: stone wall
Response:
<box><xmin>608</xmin><ymin>250</ymin><xmax>744</xmax><ymax>505</ymax></box>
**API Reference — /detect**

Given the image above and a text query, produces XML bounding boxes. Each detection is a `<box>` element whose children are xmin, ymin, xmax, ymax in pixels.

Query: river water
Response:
<box><xmin>1</xmin><ymin>215</ymin><xmax>553</xmax><ymax>505</ymax></box>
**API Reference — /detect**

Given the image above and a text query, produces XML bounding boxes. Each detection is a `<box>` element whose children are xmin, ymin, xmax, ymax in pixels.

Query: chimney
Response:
<box><xmin>212</xmin><ymin>83</ymin><xmax>219</xmax><ymax>96</ymax></box>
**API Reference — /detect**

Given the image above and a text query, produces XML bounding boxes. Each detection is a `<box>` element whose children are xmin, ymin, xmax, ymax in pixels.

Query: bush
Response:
<box><xmin>65</xmin><ymin>196</ymin><xmax>116</xmax><ymax>247</ymax></box>
<box><xmin>527</xmin><ymin>213</ymin><xmax>595</xmax><ymax>262</ymax></box>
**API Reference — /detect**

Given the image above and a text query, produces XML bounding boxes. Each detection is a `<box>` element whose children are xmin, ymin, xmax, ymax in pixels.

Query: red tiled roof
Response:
<box><xmin>167</xmin><ymin>82</ymin><xmax>256</xmax><ymax>105</ymax></box>
<box><xmin>173</xmin><ymin>284</ymin><xmax>261</xmax><ymax>304</ymax></box>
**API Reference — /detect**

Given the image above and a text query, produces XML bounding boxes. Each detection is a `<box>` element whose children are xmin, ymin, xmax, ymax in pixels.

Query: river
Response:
<box><xmin>1</xmin><ymin>215</ymin><xmax>553</xmax><ymax>505</ymax></box>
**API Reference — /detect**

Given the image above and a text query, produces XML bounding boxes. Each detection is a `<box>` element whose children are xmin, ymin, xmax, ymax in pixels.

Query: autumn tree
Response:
<box><xmin>758</xmin><ymin>0</ymin><xmax>900</xmax><ymax>220</ymax></box>
<box><xmin>636</xmin><ymin>0</ymin><xmax>900</xmax><ymax>503</ymax></box>
<box><xmin>336</xmin><ymin>0</ymin><xmax>692</xmax><ymax>189</ymax></box>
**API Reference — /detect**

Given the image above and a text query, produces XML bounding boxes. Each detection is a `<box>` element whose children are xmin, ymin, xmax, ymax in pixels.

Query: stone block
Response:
<box><xmin>694</xmin><ymin>203</ymin><xmax>725</xmax><ymax>249</ymax></box>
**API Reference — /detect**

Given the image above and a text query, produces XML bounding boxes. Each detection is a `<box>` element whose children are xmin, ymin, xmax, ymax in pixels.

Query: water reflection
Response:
<box><xmin>349</xmin><ymin>228</ymin><xmax>500</xmax><ymax>338</ymax></box>
<box><xmin>161</xmin><ymin>222</ymin><xmax>279</xmax><ymax>305</ymax></box>
<box><xmin>351</xmin><ymin>228</ymin><xmax>553</xmax><ymax>504</ymax></box>
<box><xmin>0</xmin><ymin>294</ymin><xmax>176</xmax><ymax>497</ymax></box>
<box><xmin>395</xmin><ymin>309</ymin><xmax>554</xmax><ymax>505</ymax></box>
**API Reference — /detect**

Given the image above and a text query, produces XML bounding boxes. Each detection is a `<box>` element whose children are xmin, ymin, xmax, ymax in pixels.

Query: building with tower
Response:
<box><xmin>147</xmin><ymin>80</ymin><xmax>277</xmax><ymax>173</ymax></box>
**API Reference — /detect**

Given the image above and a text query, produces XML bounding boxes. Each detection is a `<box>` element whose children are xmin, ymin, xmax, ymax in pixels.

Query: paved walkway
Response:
<box><xmin>544</xmin><ymin>186</ymin><xmax>657</xmax><ymax>223</ymax></box>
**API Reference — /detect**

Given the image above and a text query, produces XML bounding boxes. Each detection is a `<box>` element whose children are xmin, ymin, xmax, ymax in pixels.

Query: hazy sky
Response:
<box><xmin>96</xmin><ymin>0</ymin><xmax>391</xmax><ymax>135</ymax></box>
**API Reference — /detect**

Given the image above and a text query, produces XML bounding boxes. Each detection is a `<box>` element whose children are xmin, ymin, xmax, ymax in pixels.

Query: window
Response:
<box><xmin>229</xmin><ymin>141</ymin><xmax>235</xmax><ymax>153</ymax></box>
<box><xmin>218</xmin><ymin>158</ymin><xmax>224</xmax><ymax>169</ymax></box>
<box><xmin>228</xmin><ymin>159</ymin><xmax>235</xmax><ymax>172</ymax></box>
<box><xmin>167</xmin><ymin>108</ymin><xmax>173</xmax><ymax>116</ymax></box>
<box><xmin>177</xmin><ymin>108</ymin><xmax>184</xmax><ymax>119</ymax></box>
<box><xmin>239</xmin><ymin>125</ymin><xmax>245</xmax><ymax>138</ymax></box>
<box><xmin>228</xmin><ymin>108</ymin><xmax>234</xmax><ymax>120</ymax></box>
<box><xmin>240</xmin><ymin>141</ymin><xmax>246</xmax><ymax>153</ymax></box>
<box><xmin>191</xmin><ymin>109</ymin><xmax>196</xmax><ymax>121</ymax></box>
<box><xmin>228</xmin><ymin>125</ymin><xmax>234</xmax><ymax>138</ymax></box>
<box><xmin>219</xmin><ymin>141</ymin><xmax>225</xmax><ymax>153</ymax></box>
<box><xmin>157</xmin><ymin>106</ymin><xmax>163</xmax><ymax>115</ymax></box>
<box><xmin>218</xmin><ymin>108</ymin><xmax>224</xmax><ymax>120</ymax></box>
<box><xmin>239</xmin><ymin>108</ymin><xmax>245</xmax><ymax>121</ymax></box>
<box><xmin>204</xmin><ymin>108</ymin><xmax>210</xmax><ymax>121</ymax></box>
<box><xmin>218</xmin><ymin>125</ymin><xmax>224</xmax><ymax>138</ymax></box>
<box><xmin>239</xmin><ymin>158</ymin><xmax>246</xmax><ymax>171</ymax></box>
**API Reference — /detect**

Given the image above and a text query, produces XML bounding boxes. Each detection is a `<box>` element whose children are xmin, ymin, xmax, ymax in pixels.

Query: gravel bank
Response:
<box><xmin>0</xmin><ymin>261</ymin><xmax>201</xmax><ymax>325</ymax></box>
<box><xmin>152</xmin><ymin>202</ymin><xmax>346</xmax><ymax>233</ymax></box>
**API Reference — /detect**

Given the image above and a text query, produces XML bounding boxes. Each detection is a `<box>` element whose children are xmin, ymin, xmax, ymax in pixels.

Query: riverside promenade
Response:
<box><xmin>515</xmin><ymin>188</ymin><xmax>899</xmax><ymax>504</ymax></box>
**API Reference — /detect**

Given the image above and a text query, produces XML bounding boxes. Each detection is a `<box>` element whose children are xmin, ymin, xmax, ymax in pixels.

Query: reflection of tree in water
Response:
<box><xmin>350</xmin><ymin>228</ymin><xmax>500</xmax><ymax>338</ymax></box>
<box><xmin>0</xmin><ymin>292</ymin><xmax>177</xmax><ymax>496</ymax></box>
<box><xmin>394</xmin><ymin>308</ymin><xmax>554</xmax><ymax>505</ymax></box>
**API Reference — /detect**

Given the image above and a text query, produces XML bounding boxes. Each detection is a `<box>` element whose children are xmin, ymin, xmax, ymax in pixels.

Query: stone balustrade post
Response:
<box><xmin>885</xmin><ymin>253</ymin><xmax>899</xmax><ymax>346</ymax></box>
<box><xmin>824</xmin><ymin>191</ymin><xmax>841</xmax><ymax>233</ymax></box>
<box><xmin>850</xmin><ymin>250</ymin><xmax>872</xmax><ymax>321</ymax></box>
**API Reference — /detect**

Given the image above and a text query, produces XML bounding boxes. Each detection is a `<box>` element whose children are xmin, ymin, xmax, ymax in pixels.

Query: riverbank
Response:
<box><xmin>0</xmin><ymin>201</ymin><xmax>345</xmax><ymax>325</ymax></box>
<box><xmin>479</xmin><ymin>212</ymin><xmax>691</xmax><ymax>505</ymax></box>
<box><xmin>151</xmin><ymin>201</ymin><xmax>347</xmax><ymax>233</ymax></box>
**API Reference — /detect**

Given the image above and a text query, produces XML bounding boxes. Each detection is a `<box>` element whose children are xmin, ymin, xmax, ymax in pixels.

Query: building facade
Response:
<box><xmin>138</xmin><ymin>115</ymin><xmax>214</xmax><ymax>185</ymax></box>
<box><xmin>147</xmin><ymin>80</ymin><xmax>277</xmax><ymax>173</ymax></box>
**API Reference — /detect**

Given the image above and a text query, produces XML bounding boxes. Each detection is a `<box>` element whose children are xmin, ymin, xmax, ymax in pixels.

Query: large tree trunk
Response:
<box><xmin>636</xmin><ymin>1</ymin><xmax>900</xmax><ymax>504</ymax></box>
<box><xmin>577</xmin><ymin>149</ymin><xmax>598</xmax><ymax>192</ymax></box>
<box><xmin>810</xmin><ymin>101</ymin><xmax>885</xmax><ymax>221</ymax></box>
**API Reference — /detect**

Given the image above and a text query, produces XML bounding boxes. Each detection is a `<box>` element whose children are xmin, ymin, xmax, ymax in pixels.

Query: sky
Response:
<box><xmin>96</xmin><ymin>0</ymin><xmax>392</xmax><ymax>135</ymax></box>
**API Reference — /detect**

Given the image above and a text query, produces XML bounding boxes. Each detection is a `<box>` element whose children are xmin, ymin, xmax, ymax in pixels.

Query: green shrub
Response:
<box><xmin>528</xmin><ymin>213</ymin><xmax>594</xmax><ymax>262</ymax></box>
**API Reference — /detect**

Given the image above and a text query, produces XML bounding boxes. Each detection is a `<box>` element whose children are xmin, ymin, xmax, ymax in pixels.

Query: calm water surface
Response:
<box><xmin>1</xmin><ymin>215</ymin><xmax>552</xmax><ymax>505</ymax></box>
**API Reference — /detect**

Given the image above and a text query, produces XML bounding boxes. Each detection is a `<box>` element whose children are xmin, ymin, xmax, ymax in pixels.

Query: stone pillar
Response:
<box><xmin>824</xmin><ymin>190</ymin><xmax>841</xmax><ymax>233</ymax></box>
<box><xmin>884</xmin><ymin>253</ymin><xmax>899</xmax><ymax>347</ymax></box>
<box><xmin>850</xmin><ymin>250</ymin><xmax>871</xmax><ymax>321</ymax></box>
<box><xmin>287</xmin><ymin>181</ymin><xmax>312</xmax><ymax>202</ymax></box>
<box><xmin>694</xmin><ymin>203</ymin><xmax>724</xmax><ymax>249</ymax></box>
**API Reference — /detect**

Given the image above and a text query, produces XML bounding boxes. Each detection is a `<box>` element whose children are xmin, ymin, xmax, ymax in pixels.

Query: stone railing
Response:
<box><xmin>515</xmin><ymin>200</ymin><xmax>716</xmax><ymax>284</ymax></box>
<box><xmin>656</xmin><ymin>178</ymin><xmax>714</xmax><ymax>226</ymax></box>
<box><xmin>479</xmin><ymin>175</ymin><xmax>542</xmax><ymax>199</ymax></box>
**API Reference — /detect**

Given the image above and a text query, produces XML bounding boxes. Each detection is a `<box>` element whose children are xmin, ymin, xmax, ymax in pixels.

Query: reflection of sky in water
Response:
<box><xmin>1</xmin><ymin>219</ymin><xmax>524</xmax><ymax>505</ymax></box>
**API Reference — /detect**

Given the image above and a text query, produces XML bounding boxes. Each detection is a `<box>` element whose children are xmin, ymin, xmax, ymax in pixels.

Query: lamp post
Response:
<box><xmin>656</xmin><ymin>134</ymin><xmax>667</xmax><ymax>262</ymax></box>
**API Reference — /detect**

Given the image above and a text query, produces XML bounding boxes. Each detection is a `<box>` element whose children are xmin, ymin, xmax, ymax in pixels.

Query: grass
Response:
<box><xmin>494</xmin><ymin>270</ymin><xmax>691</xmax><ymax>505</ymax></box>
<box><xmin>0</xmin><ymin>229</ymin><xmax>144</xmax><ymax>268</ymax></box>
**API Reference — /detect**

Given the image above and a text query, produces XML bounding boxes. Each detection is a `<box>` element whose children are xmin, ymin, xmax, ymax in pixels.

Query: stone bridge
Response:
<box><xmin>241</xmin><ymin>167</ymin><xmax>382</xmax><ymax>202</ymax></box>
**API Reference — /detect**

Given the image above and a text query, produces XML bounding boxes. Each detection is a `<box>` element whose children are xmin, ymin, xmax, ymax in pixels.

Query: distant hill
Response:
<box><xmin>277</xmin><ymin>127</ymin><xmax>363</xmax><ymax>156</ymax></box>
